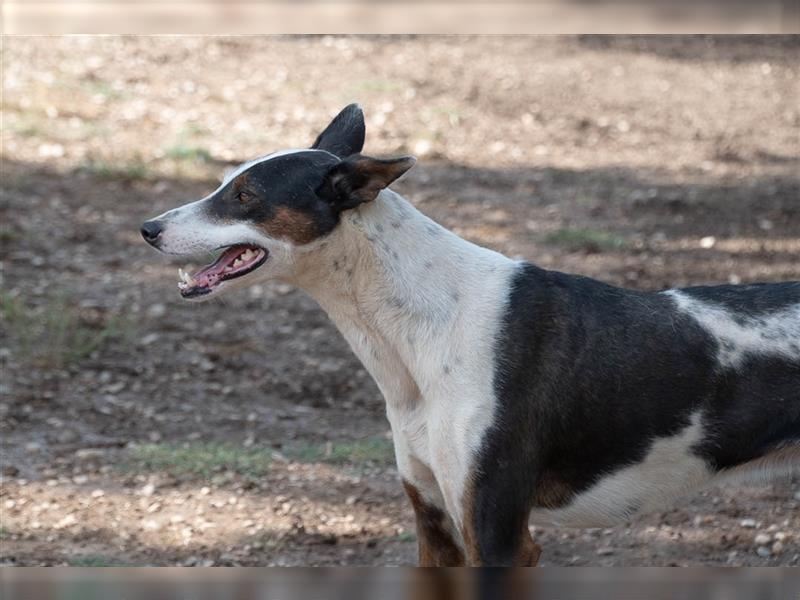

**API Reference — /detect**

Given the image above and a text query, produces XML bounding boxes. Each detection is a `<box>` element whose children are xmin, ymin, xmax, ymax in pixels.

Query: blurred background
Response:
<box><xmin>1</xmin><ymin>35</ymin><xmax>799</xmax><ymax>567</ymax></box>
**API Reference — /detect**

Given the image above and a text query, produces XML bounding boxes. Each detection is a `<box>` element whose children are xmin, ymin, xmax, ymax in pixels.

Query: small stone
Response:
<box><xmin>200</xmin><ymin>486</ymin><xmax>211</xmax><ymax>496</ymax></box>
<box><xmin>699</xmin><ymin>236</ymin><xmax>716</xmax><ymax>249</ymax></box>
<box><xmin>140</xmin><ymin>483</ymin><xmax>156</xmax><ymax>497</ymax></box>
<box><xmin>75</xmin><ymin>448</ymin><xmax>104</xmax><ymax>460</ymax></box>
<box><xmin>139</xmin><ymin>333</ymin><xmax>160</xmax><ymax>346</ymax></box>
<box><xmin>740</xmin><ymin>518</ymin><xmax>757</xmax><ymax>528</ymax></box>
<box><xmin>147</xmin><ymin>304</ymin><xmax>166</xmax><ymax>318</ymax></box>
<box><xmin>754</xmin><ymin>533</ymin><xmax>771</xmax><ymax>545</ymax></box>
<box><xmin>55</xmin><ymin>514</ymin><xmax>77</xmax><ymax>529</ymax></box>
<box><xmin>596</xmin><ymin>547</ymin><xmax>614</xmax><ymax>556</ymax></box>
<box><xmin>756</xmin><ymin>546</ymin><xmax>772</xmax><ymax>558</ymax></box>
<box><xmin>772</xmin><ymin>541</ymin><xmax>784</xmax><ymax>555</ymax></box>
<box><xmin>25</xmin><ymin>442</ymin><xmax>43</xmax><ymax>454</ymax></box>
<box><xmin>90</xmin><ymin>489</ymin><xmax>105</xmax><ymax>498</ymax></box>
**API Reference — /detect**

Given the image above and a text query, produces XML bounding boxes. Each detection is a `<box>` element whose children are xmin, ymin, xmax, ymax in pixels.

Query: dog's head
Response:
<box><xmin>141</xmin><ymin>104</ymin><xmax>415</xmax><ymax>300</ymax></box>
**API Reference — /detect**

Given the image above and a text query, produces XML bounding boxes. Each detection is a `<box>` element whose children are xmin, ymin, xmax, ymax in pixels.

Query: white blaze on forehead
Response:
<box><xmin>218</xmin><ymin>147</ymin><xmax>338</xmax><ymax>189</ymax></box>
<box><xmin>153</xmin><ymin>147</ymin><xmax>336</xmax><ymax>226</ymax></box>
<box><xmin>664</xmin><ymin>290</ymin><xmax>800</xmax><ymax>368</ymax></box>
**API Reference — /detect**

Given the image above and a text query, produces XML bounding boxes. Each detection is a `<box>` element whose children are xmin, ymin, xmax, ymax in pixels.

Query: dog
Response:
<box><xmin>142</xmin><ymin>104</ymin><xmax>800</xmax><ymax>566</ymax></box>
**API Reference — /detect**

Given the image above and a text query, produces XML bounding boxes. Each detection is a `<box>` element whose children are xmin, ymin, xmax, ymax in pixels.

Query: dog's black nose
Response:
<box><xmin>141</xmin><ymin>220</ymin><xmax>163</xmax><ymax>244</ymax></box>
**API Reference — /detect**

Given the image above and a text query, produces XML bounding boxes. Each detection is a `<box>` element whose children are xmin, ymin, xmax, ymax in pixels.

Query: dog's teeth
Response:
<box><xmin>233</xmin><ymin>258</ymin><xmax>243</xmax><ymax>268</ymax></box>
<box><xmin>178</xmin><ymin>269</ymin><xmax>194</xmax><ymax>285</ymax></box>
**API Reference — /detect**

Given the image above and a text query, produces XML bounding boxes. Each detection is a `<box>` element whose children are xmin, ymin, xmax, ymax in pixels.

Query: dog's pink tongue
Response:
<box><xmin>191</xmin><ymin>246</ymin><xmax>242</xmax><ymax>288</ymax></box>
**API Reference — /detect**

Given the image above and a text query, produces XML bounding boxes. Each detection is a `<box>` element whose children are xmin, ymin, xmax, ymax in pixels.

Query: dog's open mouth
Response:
<box><xmin>178</xmin><ymin>244</ymin><xmax>268</xmax><ymax>298</ymax></box>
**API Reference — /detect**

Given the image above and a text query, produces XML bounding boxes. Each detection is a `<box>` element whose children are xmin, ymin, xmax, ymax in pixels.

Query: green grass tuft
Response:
<box><xmin>284</xmin><ymin>437</ymin><xmax>395</xmax><ymax>467</ymax></box>
<box><xmin>543</xmin><ymin>228</ymin><xmax>628</xmax><ymax>252</ymax></box>
<box><xmin>1</xmin><ymin>292</ymin><xmax>135</xmax><ymax>368</ymax></box>
<box><xmin>127</xmin><ymin>442</ymin><xmax>273</xmax><ymax>480</ymax></box>
<box><xmin>80</xmin><ymin>159</ymin><xmax>150</xmax><ymax>181</ymax></box>
<box><xmin>68</xmin><ymin>554</ymin><xmax>128</xmax><ymax>567</ymax></box>
<box><xmin>165</xmin><ymin>145</ymin><xmax>213</xmax><ymax>163</ymax></box>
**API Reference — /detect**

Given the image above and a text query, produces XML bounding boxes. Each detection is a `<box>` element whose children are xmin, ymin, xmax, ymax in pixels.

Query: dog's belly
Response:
<box><xmin>529</xmin><ymin>414</ymin><xmax>714</xmax><ymax>528</ymax></box>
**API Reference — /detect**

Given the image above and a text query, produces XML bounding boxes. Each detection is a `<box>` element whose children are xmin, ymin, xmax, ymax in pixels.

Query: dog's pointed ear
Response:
<box><xmin>311</xmin><ymin>103</ymin><xmax>366</xmax><ymax>158</ymax></box>
<box><xmin>319</xmin><ymin>154</ymin><xmax>416</xmax><ymax>212</ymax></box>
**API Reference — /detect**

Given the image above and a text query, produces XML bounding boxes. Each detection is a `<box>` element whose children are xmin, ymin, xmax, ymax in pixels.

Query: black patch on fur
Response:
<box><xmin>203</xmin><ymin>151</ymin><xmax>343</xmax><ymax>241</ymax></box>
<box><xmin>469</xmin><ymin>263</ymin><xmax>800</xmax><ymax>565</ymax></box>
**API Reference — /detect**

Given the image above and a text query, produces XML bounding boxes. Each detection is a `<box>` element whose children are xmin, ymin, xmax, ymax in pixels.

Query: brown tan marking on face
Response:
<box><xmin>257</xmin><ymin>205</ymin><xmax>320</xmax><ymax>245</ymax></box>
<box><xmin>402</xmin><ymin>480</ymin><xmax>465</xmax><ymax>567</ymax></box>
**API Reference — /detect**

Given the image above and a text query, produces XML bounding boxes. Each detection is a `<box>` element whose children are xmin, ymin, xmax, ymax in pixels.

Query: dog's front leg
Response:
<box><xmin>402</xmin><ymin>479</ymin><xmax>465</xmax><ymax>566</ymax></box>
<box><xmin>396</xmin><ymin>448</ymin><xmax>464</xmax><ymax>566</ymax></box>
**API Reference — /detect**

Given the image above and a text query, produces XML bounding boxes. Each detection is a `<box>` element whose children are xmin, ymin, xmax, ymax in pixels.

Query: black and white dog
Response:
<box><xmin>142</xmin><ymin>104</ymin><xmax>799</xmax><ymax>566</ymax></box>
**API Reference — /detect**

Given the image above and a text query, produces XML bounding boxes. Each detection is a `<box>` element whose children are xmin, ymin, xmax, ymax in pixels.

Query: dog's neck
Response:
<box><xmin>289</xmin><ymin>189</ymin><xmax>512</xmax><ymax>409</ymax></box>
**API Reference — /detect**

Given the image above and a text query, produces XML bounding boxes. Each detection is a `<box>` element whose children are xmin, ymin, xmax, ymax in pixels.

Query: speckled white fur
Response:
<box><xmin>663</xmin><ymin>290</ymin><xmax>800</xmax><ymax>368</ymax></box>
<box><xmin>291</xmin><ymin>189</ymin><xmax>517</xmax><ymax>536</ymax></box>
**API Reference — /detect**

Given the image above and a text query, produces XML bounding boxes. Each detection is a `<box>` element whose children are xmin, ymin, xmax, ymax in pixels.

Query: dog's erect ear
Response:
<box><xmin>319</xmin><ymin>154</ymin><xmax>416</xmax><ymax>212</ymax></box>
<box><xmin>311</xmin><ymin>104</ymin><xmax>366</xmax><ymax>158</ymax></box>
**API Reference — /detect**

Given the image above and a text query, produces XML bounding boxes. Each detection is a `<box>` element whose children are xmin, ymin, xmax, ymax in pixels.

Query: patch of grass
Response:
<box><xmin>353</xmin><ymin>79</ymin><xmax>402</xmax><ymax>93</ymax></box>
<box><xmin>165</xmin><ymin>144</ymin><xmax>213</xmax><ymax>163</ymax></box>
<box><xmin>83</xmin><ymin>80</ymin><xmax>130</xmax><ymax>101</ymax></box>
<box><xmin>8</xmin><ymin>120</ymin><xmax>42</xmax><ymax>137</ymax></box>
<box><xmin>1</xmin><ymin>292</ymin><xmax>135</xmax><ymax>368</ymax></box>
<box><xmin>68</xmin><ymin>554</ymin><xmax>128</xmax><ymax>567</ymax></box>
<box><xmin>285</xmin><ymin>437</ymin><xmax>395</xmax><ymax>467</ymax></box>
<box><xmin>393</xmin><ymin>531</ymin><xmax>417</xmax><ymax>543</ymax></box>
<box><xmin>0</xmin><ymin>526</ymin><xmax>11</xmax><ymax>540</ymax></box>
<box><xmin>179</xmin><ymin>123</ymin><xmax>212</xmax><ymax>137</ymax></box>
<box><xmin>127</xmin><ymin>442</ymin><xmax>273</xmax><ymax>480</ymax></box>
<box><xmin>80</xmin><ymin>159</ymin><xmax>150</xmax><ymax>182</ymax></box>
<box><xmin>543</xmin><ymin>228</ymin><xmax>628</xmax><ymax>253</ymax></box>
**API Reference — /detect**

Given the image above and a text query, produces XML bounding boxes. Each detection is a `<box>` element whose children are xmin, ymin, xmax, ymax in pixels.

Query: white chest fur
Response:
<box><xmin>292</xmin><ymin>190</ymin><xmax>516</xmax><ymax>522</ymax></box>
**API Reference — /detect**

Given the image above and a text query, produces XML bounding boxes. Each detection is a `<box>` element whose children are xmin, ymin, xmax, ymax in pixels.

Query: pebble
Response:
<box><xmin>772</xmin><ymin>541</ymin><xmax>784</xmax><ymax>555</ymax></box>
<box><xmin>739</xmin><ymin>518</ymin><xmax>757</xmax><ymax>528</ymax></box>
<box><xmin>147</xmin><ymin>303</ymin><xmax>166</xmax><ymax>318</ymax></box>
<box><xmin>55</xmin><ymin>429</ymin><xmax>80</xmax><ymax>444</ymax></box>
<box><xmin>754</xmin><ymin>533</ymin><xmax>771</xmax><ymax>545</ymax></box>
<box><xmin>699</xmin><ymin>236</ymin><xmax>716</xmax><ymax>249</ymax></box>
<box><xmin>2</xmin><ymin>465</ymin><xmax>19</xmax><ymax>477</ymax></box>
<box><xmin>139</xmin><ymin>333</ymin><xmax>160</xmax><ymax>346</ymax></box>
<box><xmin>25</xmin><ymin>442</ymin><xmax>43</xmax><ymax>454</ymax></box>
<box><xmin>595</xmin><ymin>547</ymin><xmax>614</xmax><ymax>556</ymax></box>
<box><xmin>75</xmin><ymin>448</ymin><xmax>105</xmax><ymax>460</ymax></box>
<box><xmin>756</xmin><ymin>546</ymin><xmax>772</xmax><ymax>558</ymax></box>
<box><xmin>140</xmin><ymin>483</ymin><xmax>156</xmax><ymax>497</ymax></box>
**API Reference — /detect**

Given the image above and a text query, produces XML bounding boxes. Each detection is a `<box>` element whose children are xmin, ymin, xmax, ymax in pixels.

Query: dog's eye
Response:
<box><xmin>237</xmin><ymin>190</ymin><xmax>255</xmax><ymax>204</ymax></box>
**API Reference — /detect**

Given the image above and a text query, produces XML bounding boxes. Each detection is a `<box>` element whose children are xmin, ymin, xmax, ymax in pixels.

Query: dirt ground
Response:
<box><xmin>1</xmin><ymin>36</ymin><xmax>799</xmax><ymax>566</ymax></box>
